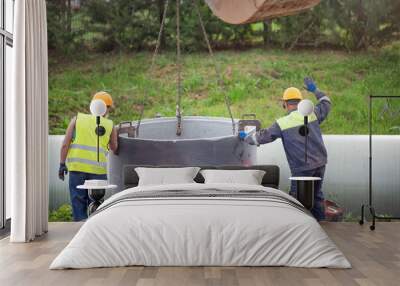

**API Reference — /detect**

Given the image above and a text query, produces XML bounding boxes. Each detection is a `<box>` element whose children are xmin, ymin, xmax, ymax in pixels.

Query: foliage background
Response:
<box><xmin>47</xmin><ymin>0</ymin><xmax>400</xmax><ymax>55</ymax></box>
<box><xmin>46</xmin><ymin>0</ymin><xmax>400</xmax><ymax>135</ymax></box>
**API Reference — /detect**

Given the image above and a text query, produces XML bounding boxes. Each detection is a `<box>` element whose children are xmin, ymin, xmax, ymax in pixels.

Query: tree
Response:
<box><xmin>46</xmin><ymin>0</ymin><xmax>400</xmax><ymax>54</ymax></box>
<box><xmin>47</xmin><ymin>0</ymin><xmax>76</xmax><ymax>53</ymax></box>
<box><xmin>328</xmin><ymin>0</ymin><xmax>400</xmax><ymax>50</ymax></box>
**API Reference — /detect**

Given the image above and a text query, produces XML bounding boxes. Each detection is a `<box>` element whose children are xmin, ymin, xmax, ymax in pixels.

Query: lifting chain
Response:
<box><xmin>136</xmin><ymin>0</ymin><xmax>170</xmax><ymax>136</ymax></box>
<box><xmin>176</xmin><ymin>0</ymin><xmax>183</xmax><ymax>136</ymax></box>
<box><xmin>137</xmin><ymin>0</ymin><xmax>236</xmax><ymax>136</ymax></box>
<box><xmin>193</xmin><ymin>0</ymin><xmax>235</xmax><ymax>134</ymax></box>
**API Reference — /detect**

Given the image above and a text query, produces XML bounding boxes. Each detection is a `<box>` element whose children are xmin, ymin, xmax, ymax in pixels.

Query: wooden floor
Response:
<box><xmin>0</xmin><ymin>222</ymin><xmax>399</xmax><ymax>286</ymax></box>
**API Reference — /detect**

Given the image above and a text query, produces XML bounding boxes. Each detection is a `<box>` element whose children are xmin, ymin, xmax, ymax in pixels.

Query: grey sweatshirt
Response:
<box><xmin>256</xmin><ymin>90</ymin><xmax>331</xmax><ymax>173</ymax></box>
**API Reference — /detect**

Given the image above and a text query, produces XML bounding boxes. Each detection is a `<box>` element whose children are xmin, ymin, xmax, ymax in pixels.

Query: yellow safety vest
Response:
<box><xmin>67</xmin><ymin>113</ymin><xmax>113</xmax><ymax>175</ymax></box>
<box><xmin>277</xmin><ymin>110</ymin><xmax>318</xmax><ymax>131</ymax></box>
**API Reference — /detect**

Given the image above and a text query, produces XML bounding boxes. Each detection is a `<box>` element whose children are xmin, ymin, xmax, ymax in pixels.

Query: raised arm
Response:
<box><xmin>314</xmin><ymin>90</ymin><xmax>331</xmax><ymax>123</ymax></box>
<box><xmin>304</xmin><ymin>77</ymin><xmax>331</xmax><ymax>123</ymax></box>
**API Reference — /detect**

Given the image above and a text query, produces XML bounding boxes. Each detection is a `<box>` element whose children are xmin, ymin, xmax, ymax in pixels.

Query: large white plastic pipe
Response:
<box><xmin>47</xmin><ymin>135</ymin><xmax>400</xmax><ymax>217</ymax></box>
<box><xmin>258</xmin><ymin>135</ymin><xmax>400</xmax><ymax>217</ymax></box>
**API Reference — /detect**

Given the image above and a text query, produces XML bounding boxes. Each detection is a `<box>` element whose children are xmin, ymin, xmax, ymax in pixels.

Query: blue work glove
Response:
<box><xmin>238</xmin><ymin>131</ymin><xmax>247</xmax><ymax>140</ymax></box>
<box><xmin>304</xmin><ymin>77</ymin><xmax>317</xmax><ymax>93</ymax></box>
<box><xmin>58</xmin><ymin>163</ymin><xmax>68</xmax><ymax>181</ymax></box>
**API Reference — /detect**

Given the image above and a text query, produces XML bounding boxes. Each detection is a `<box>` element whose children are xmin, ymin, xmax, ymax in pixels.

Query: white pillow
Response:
<box><xmin>135</xmin><ymin>167</ymin><xmax>200</xmax><ymax>186</ymax></box>
<box><xmin>200</xmin><ymin>169</ymin><xmax>266</xmax><ymax>185</ymax></box>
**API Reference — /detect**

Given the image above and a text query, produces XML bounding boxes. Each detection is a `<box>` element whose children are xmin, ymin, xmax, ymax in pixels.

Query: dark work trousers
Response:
<box><xmin>69</xmin><ymin>171</ymin><xmax>107</xmax><ymax>221</ymax></box>
<box><xmin>290</xmin><ymin>166</ymin><xmax>326</xmax><ymax>221</ymax></box>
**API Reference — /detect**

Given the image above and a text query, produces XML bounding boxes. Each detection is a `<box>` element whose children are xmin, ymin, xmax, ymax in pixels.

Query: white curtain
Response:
<box><xmin>9</xmin><ymin>0</ymin><xmax>49</xmax><ymax>242</ymax></box>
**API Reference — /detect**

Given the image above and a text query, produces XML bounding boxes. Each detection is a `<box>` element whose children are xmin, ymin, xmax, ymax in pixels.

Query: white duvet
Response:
<box><xmin>50</xmin><ymin>183</ymin><xmax>351</xmax><ymax>269</ymax></box>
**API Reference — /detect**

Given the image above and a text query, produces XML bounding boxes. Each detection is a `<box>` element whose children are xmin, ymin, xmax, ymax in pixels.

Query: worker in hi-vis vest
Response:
<box><xmin>242</xmin><ymin>78</ymin><xmax>331</xmax><ymax>221</ymax></box>
<box><xmin>58</xmin><ymin>91</ymin><xmax>118</xmax><ymax>221</ymax></box>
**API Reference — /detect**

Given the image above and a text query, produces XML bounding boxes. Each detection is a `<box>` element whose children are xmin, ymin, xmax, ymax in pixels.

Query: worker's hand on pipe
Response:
<box><xmin>58</xmin><ymin>163</ymin><xmax>68</xmax><ymax>181</ymax></box>
<box><xmin>304</xmin><ymin>77</ymin><xmax>317</xmax><ymax>93</ymax></box>
<box><xmin>244</xmin><ymin>133</ymin><xmax>259</xmax><ymax>146</ymax></box>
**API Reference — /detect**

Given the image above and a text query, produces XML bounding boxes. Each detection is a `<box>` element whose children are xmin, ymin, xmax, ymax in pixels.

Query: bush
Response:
<box><xmin>49</xmin><ymin>204</ymin><xmax>73</xmax><ymax>222</ymax></box>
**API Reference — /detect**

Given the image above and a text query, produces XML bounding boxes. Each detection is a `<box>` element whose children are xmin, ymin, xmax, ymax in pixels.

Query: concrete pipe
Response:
<box><xmin>108</xmin><ymin>116</ymin><xmax>257</xmax><ymax>192</ymax></box>
<box><xmin>205</xmin><ymin>0</ymin><xmax>321</xmax><ymax>24</ymax></box>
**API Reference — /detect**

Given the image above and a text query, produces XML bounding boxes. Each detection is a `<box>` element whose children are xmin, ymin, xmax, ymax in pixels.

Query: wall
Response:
<box><xmin>48</xmin><ymin>135</ymin><xmax>400</xmax><ymax>217</ymax></box>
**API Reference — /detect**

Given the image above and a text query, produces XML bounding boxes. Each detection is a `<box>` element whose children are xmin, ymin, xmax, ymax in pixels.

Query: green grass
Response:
<box><xmin>49</xmin><ymin>47</ymin><xmax>400</xmax><ymax>135</ymax></box>
<box><xmin>48</xmin><ymin>204</ymin><xmax>73</xmax><ymax>222</ymax></box>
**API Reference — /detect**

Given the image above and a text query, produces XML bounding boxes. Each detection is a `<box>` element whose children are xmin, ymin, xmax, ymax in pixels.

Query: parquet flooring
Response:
<box><xmin>1</xmin><ymin>222</ymin><xmax>399</xmax><ymax>286</ymax></box>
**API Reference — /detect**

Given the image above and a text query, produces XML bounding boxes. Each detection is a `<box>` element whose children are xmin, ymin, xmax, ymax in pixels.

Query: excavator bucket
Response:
<box><xmin>205</xmin><ymin>0</ymin><xmax>321</xmax><ymax>24</ymax></box>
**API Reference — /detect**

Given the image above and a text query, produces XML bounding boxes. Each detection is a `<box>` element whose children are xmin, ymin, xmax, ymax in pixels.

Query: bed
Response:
<box><xmin>50</xmin><ymin>165</ymin><xmax>351</xmax><ymax>269</ymax></box>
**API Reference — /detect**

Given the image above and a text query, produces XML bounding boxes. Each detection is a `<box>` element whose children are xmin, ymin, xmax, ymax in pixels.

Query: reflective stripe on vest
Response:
<box><xmin>277</xmin><ymin>110</ymin><xmax>318</xmax><ymax>131</ymax></box>
<box><xmin>67</xmin><ymin>158</ymin><xmax>107</xmax><ymax>168</ymax></box>
<box><xmin>69</xmin><ymin>144</ymin><xmax>109</xmax><ymax>157</ymax></box>
<box><xmin>67</xmin><ymin>113</ymin><xmax>113</xmax><ymax>175</ymax></box>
